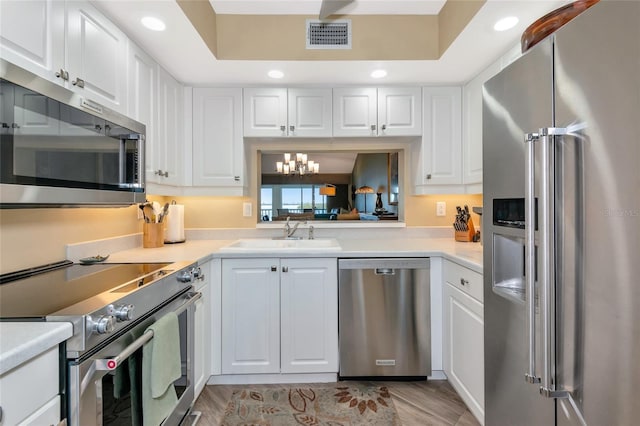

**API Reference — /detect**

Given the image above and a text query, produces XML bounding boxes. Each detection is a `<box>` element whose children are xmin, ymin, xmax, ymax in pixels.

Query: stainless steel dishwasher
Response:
<box><xmin>338</xmin><ymin>258</ymin><xmax>431</xmax><ymax>378</ymax></box>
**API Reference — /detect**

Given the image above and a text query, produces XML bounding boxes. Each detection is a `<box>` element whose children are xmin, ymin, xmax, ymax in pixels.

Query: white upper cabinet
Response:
<box><xmin>154</xmin><ymin>66</ymin><xmax>184</xmax><ymax>186</ymax></box>
<box><xmin>332</xmin><ymin>87</ymin><xmax>377</xmax><ymax>136</ymax></box>
<box><xmin>243</xmin><ymin>88</ymin><xmax>331</xmax><ymax>137</ymax></box>
<box><xmin>415</xmin><ymin>86</ymin><xmax>462</xmax><ymax>192</ymax></box>
<box><xmin>463</xmin><ymin>61</ymin><xmax>501</xmax><ymax>188</ymax></box>
<box><xmin>377</xmin><ymin>87</ymin><xmax>422</xmax><ymax>136</ymax></box>
<box><xmin>127</xmin><ymin>41</ymin><xmax>157</xmax><ymax>182</ymax></box>
<box><xmin>333</xmin><ymin>87</ymin><xmax>421</xmax><ymax>137</ymax></box>
<box><xmin>192</xmin><ymin>88</ymin><xmax>244</xmax><ymax>189</ymax></box>
<box><xmin>0</xmin><ymin>1</ymin><xmax>128</xmax><ymax>114</ymax></box>
<box><xmin>66</xmin><ymin>1</ymin><xmax>128</xmax><ymax>114</ymax></box>
<box><xmin>243</xmin><ymin>88</ymin><xmax>287</xmax><ymax>137</ymax></box>
<box><xmin>287</xmin><ymin>88</ymin><xmax>332</xmax><ymax>137</ymax></box>
<box><xmin>0</xmin><ymin>0</ymin><xmax>64</xmax><ymax>83</ymax></box>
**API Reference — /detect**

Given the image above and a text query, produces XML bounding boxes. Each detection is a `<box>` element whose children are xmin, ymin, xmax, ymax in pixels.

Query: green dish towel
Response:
<box><xmin>142</xmin><ymin>312</ymin><xmax>182</xmax><ymax>426</ymax></box>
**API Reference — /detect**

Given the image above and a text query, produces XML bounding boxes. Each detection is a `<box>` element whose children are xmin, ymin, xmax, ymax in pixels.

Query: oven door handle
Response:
<box><xmin>94</xmin><ymin>291</ymin><xmax>202</xmax><ymax>372</ymax></box>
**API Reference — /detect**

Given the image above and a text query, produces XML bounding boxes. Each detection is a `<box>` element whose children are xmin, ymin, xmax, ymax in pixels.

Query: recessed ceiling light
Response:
<box><xmin>371</xmin><ymin>69</ymin><xmax>387</xmax><ymax>79</ymax></box>
<box><xmin>268</xmin><ymin>70</ymin><xmax>284</xmax><ymax>79</ymax></box>
<box><xmin>494</xmin><ymin>16</ymin><xmax>519</xmax><ymax>32</ymax></box>
<box><xmin>141</xmin><ymin>16</ymin><xmax>166</xmax><ymax>32</ymax></box>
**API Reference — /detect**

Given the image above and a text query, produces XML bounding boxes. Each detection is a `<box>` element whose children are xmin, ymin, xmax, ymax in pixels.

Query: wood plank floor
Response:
<box><xmin>192</xmin><ymin>380</ymin><xmax>480</xmax><ymax>425</ymax></box>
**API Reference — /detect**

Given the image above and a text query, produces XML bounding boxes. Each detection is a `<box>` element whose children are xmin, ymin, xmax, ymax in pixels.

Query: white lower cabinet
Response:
<box><xmin>442</xmin><ymin>260</ymin><xmax>484</xmax><ymax>424</ymax></box>
<box><xmin>0</xmin><ymin>346</ymin><xmax>61</xmax><ymax>425</ymax></box>
<box><xmin>193</xmin><ymin>260</ymin><xmax>212</xmax><ymax>401</ymax></box>
<box><xmin>221</xmin><ymin>258</ymin><xmax>338</xmax><ymax>376</ymax></box>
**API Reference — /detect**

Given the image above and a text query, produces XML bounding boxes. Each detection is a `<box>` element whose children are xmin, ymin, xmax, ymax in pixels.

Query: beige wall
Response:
<box><xmin>0</xmin><ymin>206</ymin><xmax>140</xmax><ymax>274</ymax></box>
<box><xmin>0</xmin><ymin>192</ymin><xmax>481</xmax><ymax>274</ymax></box>
<box><xmin>169</xmin><ymin>193</ymin><xmax>482</xmax><ymax>229</ymax></box>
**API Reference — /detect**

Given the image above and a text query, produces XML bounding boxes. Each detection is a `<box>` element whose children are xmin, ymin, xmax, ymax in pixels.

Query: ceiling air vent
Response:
<box><xmin>306</xmin><ymin>19</ymin><xmax>352</xmax><ymax>50</ymax></box>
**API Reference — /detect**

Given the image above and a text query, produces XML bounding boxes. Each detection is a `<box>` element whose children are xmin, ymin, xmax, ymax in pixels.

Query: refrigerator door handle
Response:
<box><xmin>524</xmin><ymin>132</ymin><xmax>541</xmax><ymax>385</ymax></box>
<box><xmin>538</xmin><ymin>127</ymin><xmax>572</xmax><ymax>400</ymax></box>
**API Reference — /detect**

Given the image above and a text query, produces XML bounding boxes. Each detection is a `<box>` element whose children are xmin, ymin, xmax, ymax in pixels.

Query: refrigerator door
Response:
<box><xmin>553</xmin><ymin>2</ymin><xmax>640</xmax><ymax>425</ymax></box>
<box><xmin>483</xmin><ymin>39</ymin><xmax>555</xmax><ymax>425</ymax></box>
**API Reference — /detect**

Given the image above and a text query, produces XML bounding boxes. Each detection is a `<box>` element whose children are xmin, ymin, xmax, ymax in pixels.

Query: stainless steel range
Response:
<box><xmin>0</xmin><ymin>259</ymin><xmax>203</xmax><ymax>426</ymax></box>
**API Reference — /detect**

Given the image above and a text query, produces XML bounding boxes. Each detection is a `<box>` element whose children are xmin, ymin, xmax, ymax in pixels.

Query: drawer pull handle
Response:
<box><xmin>460</xmin><ymin>278</ymin><xmax>469</xmax><ymax>286</ymax></box>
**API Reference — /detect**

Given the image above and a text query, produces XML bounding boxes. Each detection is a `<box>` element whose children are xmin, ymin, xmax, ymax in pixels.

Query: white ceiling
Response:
<box><xmin>209</xmin><ymin>0</ymin><xmax>447</xmax><ymax>15</ymax></box>
<box><xmin>94</xmin><ymin>0</ymin><xmax>568</xmax><ymax>86</ymax></box>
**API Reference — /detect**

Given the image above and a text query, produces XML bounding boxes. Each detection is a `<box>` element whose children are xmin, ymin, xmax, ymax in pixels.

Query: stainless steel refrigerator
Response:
<box><xmin>483</xmin><ymin>2</ymin><xmax>640</xmax><ymax>425</ymax></box>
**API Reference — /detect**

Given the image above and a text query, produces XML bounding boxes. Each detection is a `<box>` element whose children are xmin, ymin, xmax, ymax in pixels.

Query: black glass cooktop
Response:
<box><xmin>0</xmin><ymin>261</ymin><xmax>171</xmax><ymax>318</ymax></box>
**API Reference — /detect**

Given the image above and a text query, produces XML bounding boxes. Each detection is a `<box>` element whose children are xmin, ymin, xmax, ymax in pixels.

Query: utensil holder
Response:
<box><xmin>455</xmin><ymin>217</ymin><xmax>476</xmax><ymax>242</ymax></box>
<box><xmin>143</xmin><ymin>222</ymin><xmax>164</xmax><ymax>248</ymax></box>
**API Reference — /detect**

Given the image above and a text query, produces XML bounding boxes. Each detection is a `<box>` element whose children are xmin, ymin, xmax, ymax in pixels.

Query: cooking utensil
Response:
<box><xmin>158</xmin><ymin>202</ymin><xmax>170</xmax><ymax>223</ymax></box>
<box><xmin>143</xmin><ymin>204</ymin><xmax>154</xmax><ymax>223</ymax></box>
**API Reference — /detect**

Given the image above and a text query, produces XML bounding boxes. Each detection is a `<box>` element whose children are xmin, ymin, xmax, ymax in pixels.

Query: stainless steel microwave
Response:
<box><xmin>0</xmin><ymin>59</ymin><xmax>145</xmax><ymax>207</ymax></box>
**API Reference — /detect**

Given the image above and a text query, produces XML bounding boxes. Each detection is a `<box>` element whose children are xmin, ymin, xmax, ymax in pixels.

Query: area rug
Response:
<box><xmin>221</xmin><ymin>383</ymin><xmax>400</xmax><ymax>425</ymax></box>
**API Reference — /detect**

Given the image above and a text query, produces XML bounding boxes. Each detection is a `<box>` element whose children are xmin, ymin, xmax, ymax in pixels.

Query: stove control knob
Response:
<box><xmin>114</xmin><ymin>304</ymin><xmax>135</xmax><ymax>322</ymax></box>
<box><xmin>94</xmin><ymin>315</ymin><xmax>116</xmax><ymax>334</ymax></box>
<box><xmin>176</xmin><ymin>270</ymin><xmax>193</xmax><ymax>283</ymax></box>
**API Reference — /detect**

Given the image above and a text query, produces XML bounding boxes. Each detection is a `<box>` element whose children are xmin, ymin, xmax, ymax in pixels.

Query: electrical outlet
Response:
<box><xmin>242</xmin><ymin>202</ymin><xmax>252</xmax><ymax>217</ymax></box>
<box><xmin>436</xmin><ymin>201</ymin><xmax>446</xmax><ymax>217</ymax></box>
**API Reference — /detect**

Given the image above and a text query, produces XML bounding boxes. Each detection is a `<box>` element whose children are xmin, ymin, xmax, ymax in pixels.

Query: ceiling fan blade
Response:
<box><xmin>319</xmin><ymin>0</ymin><xmax>354</xmax><ymax>20</ymax></box>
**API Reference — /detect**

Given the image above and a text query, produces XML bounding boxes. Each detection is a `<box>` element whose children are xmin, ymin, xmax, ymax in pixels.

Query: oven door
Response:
<box><xmin>67</xmin><ymin>290</ymin><xmax>200</xmax><ymax>426</ymax></box>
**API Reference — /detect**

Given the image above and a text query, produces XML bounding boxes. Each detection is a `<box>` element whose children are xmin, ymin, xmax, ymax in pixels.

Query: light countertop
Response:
<box><xmin>3</xmin><ymin>237</ymin><xmax>482</xmax><ymax>372</ymax></box>
<box><xmin>0</xmin><ymin>322</ymin><xmax>72</xmax><ymax>375</ymax></box>
<box><xmin>104</xmin><ymin>238</ymin><xmax>483</xmax><ymax>273</ymax></box>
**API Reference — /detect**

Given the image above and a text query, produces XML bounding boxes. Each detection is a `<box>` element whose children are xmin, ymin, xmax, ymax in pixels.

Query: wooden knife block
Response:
<box><xmin>454</xmin><ymin>217</ymin><xmax>476</xmax><ymax>242</ymax></box>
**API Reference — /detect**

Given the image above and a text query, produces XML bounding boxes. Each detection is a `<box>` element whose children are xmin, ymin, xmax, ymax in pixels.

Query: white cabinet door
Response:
<box><xmin>377</xmin><ymin>87</ymin><xmax>422</xmax><ymax>136</ymax></box>
<box><xmin>193</xmin><ymin>88</ymin><xmax>244</xmax><ymax>187</ymax></box>
<box><xmin>280</xmin><ymin>258</ymin><xmax>338</xmax><ymax>374</ymax></box>
<box><xmin>0</xmin><ymin>0</ymin><xmax>64</xmax><ymax>84</ymax></box>
<box><xmin>243</xmin><ymin>88</ymin><xmax>287</xmax><ymax>137</ymax></box>
<box><xmin>221</xmin><ymin>259</ymin><xmax>280</xmax><ymax>374</ymax></box>
<box><xmin>127</xmin><ymin>42</ymin><xmax>157</xmax><ymax>182</ymax></box>
<box><xmin>155</xmin><ymin>66</ymin><xmax>184</xmax><ymax>185</ymax></box>
<box><xmin>65</xmin><ymin>1</ymin><xmax>127</xmax><ymax>114</ymax></box>
<box><xmin>287</xmin><ymin>88</ymin><xmax>332</xmax><ymax>137</ymax></box>
<box><xmin>193</xmin><ymin>261</ymin><xmax>212</xmax><ymax>401</ymax></box>
<box><xmin>418</xmin><ymin>87</ymin><xmax>462</xmax><ymax>187</ymax></box>
<box><xmin>0</xmin><ymin>346</ymin><xmax>59</xmax><ymax>426</ymax></box>
<box><xmin>443</xmin><ymin>277</ymin><xmax>484</xmax><ymax>424</ymax></box>
<box><xmin>462</xmin><ymin>61</ymin><xmax>500</xmax><ymax>186</ymax></box>
<box><xmin>333</xmin><ymin>87</ymin><xmax>377</xmax><ymax>137</ymax></box>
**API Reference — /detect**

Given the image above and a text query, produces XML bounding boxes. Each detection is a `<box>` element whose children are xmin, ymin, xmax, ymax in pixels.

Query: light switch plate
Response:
<box><xmin>436</xmin><ymin>201</ymin><xmax>446</xmax><ymax>217</ymax></box>
<box><xmin>243</xmin><ymin>202</ymin><xmax>252</xmax><ymax>217</ymax></box>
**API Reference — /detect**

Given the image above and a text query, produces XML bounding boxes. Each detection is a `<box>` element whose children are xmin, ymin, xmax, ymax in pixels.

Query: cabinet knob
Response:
<box><xmin>271</xmin><ymin>266</ymin><xmax>277</xmax><ymax>272</ymax></box>
<box><xmin>282</xmin><ymin>266</ymin><xmax>289</xmax><ymax>273</ymax></box>
<box><xmin>426</xmin><ymin>174</ymin><xmax>432</xmax><ymax>180</ymax></box>
<box><xmin>370</xmin><ymin>124</ymin><xmax>376</xmax><ymax>131</ymax></box>
<box><xmin>72</xmin><ymin>78</ymin><xmax>85</xmax><ymax>88</ymax></box>
<box><xmin>382</xmin><ymin>124</ymin><xmax>387</xmax><ymax>131</ymax></box>
<box><xmin>460</xmin><ymin>278</ymin><xmax>469</xmax><ymax>286</ymax></box>
<box><xmin>234</xmin><ymin>176</ymin><xmax>240</xmax><ymax>182</ymax></box>
<box><xmin>289</xmin><ymin>125</ymin><xmax>295</xmax><ymax>132</ymax></box>
<box><xmin>55</xmin><ymin>69</ymin><xmax>69</xmax><ymax>81</ymax></box>
<box><xmin>155</xmin><ymin>169</ymin><xmax>169</xmax><ymax>177</ymax></box>
<box><xmin>280</xmin><ymin>125</ymin><xmax>286</xmax><ymax>132</ymax></box>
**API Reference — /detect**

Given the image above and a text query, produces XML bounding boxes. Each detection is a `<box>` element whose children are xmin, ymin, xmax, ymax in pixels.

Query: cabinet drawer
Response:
<box><xmin>444</xmin><ymin>260</ymin><xmax>483</xmax><ymax>302</ymax></box>
<box><xmin>0</xmin><ymin>346</ymin><xmax>59</xmax><ymax>425</ymax></box>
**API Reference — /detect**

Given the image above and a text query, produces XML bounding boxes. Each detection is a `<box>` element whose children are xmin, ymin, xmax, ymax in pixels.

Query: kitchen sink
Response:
<box><xmin>219</xmin><ymin>238</ymin><xmax>341</xmax><ymax>252</ymax></box>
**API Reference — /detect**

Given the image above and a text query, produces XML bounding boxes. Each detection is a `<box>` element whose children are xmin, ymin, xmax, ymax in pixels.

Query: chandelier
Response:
<box><xmin>276</xmin><ymin>152</ymin><xmax>320</xmax><ymax>175</ymax></box>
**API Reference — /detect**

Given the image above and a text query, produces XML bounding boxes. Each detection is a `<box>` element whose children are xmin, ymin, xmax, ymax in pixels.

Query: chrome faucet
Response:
<box><xmin>284</xmin><ymin>216</ymin><xmax>304</xmax><ymax>239</ymax></box>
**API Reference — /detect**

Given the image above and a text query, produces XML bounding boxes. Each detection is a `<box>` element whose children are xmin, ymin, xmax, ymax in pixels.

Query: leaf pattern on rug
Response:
<box><xmin>222</xmin><ymin>385</ymin><xmax>399</xmax><ymax>426</ymax></box>
<box><xmin>293</xmin><ymin>413</ymin><xmax>321</xmax><ymax>426</ymax></box>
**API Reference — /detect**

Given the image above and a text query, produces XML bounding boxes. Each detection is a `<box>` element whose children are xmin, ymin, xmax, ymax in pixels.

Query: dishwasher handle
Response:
<box><xmin>374</xmin><ymin>268</ymin><xmax>396</xmax><ymax>275</ymax></box>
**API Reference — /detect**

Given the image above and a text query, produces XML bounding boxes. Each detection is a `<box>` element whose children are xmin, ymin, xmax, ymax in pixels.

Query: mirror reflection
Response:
<box><xmin>260</xmin><ymin>151</ymin><xmax>399</xmax><ymax>222</ymax></box>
